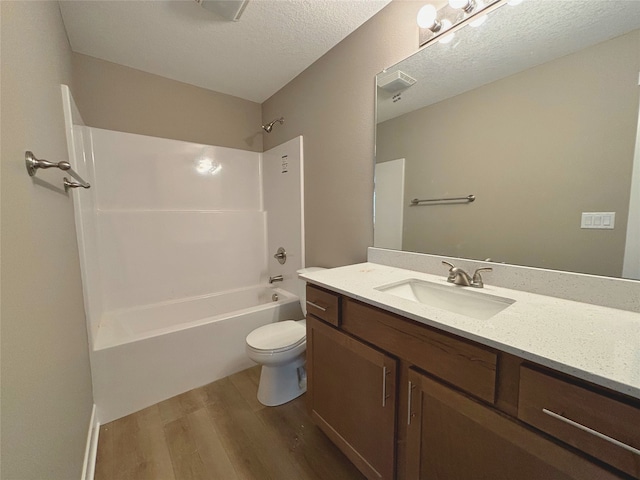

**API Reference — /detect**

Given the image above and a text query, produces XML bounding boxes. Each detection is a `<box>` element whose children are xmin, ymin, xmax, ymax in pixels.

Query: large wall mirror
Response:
<box><xmin>374</xmin><ymin>0</ymin><xmax>640</xmax><ymax>280</ymax></box>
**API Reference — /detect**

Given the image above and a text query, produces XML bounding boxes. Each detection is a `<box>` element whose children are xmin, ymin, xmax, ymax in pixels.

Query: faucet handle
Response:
<box><xmin>471</xmin><ymin>267</ymin><xmax>493</xmax><ymax>288</ymax></box>
<box><xmin>442</xmin><ymin>261</ymin><xmax>456</xmax><ymax>282</ymax></box>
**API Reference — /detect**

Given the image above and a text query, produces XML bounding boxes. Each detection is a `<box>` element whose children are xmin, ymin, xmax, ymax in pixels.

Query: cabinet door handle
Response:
<box><xmin>542</xmin><ymin>409</ymin><xmax>640</xmax><ymax>456</ymax></box>
<box><xmin>407</xmin><ymin>381</ymin><xmax>416</xmax><ymax>425</ymax></box>
<box><xmin>306</xmin><ymin>301</ymin><xmax>327</xmax><ymax>312</ymax></box>
<box><xmin>382</xmin><ymin>366</ymin><xmax>390</xmax><ymax>407</ymax></box>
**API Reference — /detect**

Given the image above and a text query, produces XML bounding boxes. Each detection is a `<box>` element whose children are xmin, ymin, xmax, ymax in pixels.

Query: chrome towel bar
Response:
<box><xmin>25</xmin><ymin>151</ymin><xmax>90</xmax><ymax>191</ymax></box>
<box><xmin>410</xmin><ymin>194</ymin><xmax>475</xmax><ymax>206</ymax></box>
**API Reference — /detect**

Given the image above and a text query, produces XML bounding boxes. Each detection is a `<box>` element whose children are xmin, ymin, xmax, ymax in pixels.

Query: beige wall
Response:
<box><xmin>70</xmin><ymin>2</ymin><xmax>424</xmax><ymax>268</ymax></box>
<box><xmin>1</xmin><ymin>2</ymin><xmax>94</xmax><ymax>479</ymax></box>
<box><xmin>262</xmin><ymin>1</ymin><xmax>423</xmax><ymax>267</ymax></box>
<box><xmin>377</xmin><ymin>30</ymin><xmax>640</xmax><ymax>277</ymax></box>
<box><xmin>72</xmin><ymin>53</ymin><xmax>263</xmax><ymax>152</ymax></box>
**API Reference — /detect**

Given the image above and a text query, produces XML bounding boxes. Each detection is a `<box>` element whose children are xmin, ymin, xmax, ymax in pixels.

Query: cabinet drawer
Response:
<box><xmin>518</xmin><ymin>366</ymin><xmax>640</xmax><ymax>479</ymax></box>
<box><xmin>306</xmin><ymin>285</ymin><xmax>341</xmax><ymax>326</ymax></box>
<box><xmin>343</xmin><ymin>298</ymin><xmax>497</xmax><ymax>404</ymax></box>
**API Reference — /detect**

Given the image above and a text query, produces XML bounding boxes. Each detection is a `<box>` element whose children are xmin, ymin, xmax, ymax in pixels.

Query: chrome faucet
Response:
<box><xmin>269</xmin><ymin>275</ymin><xmax>283</xmax><ymax>284</ymax></box>
<box><xmin>442</xmin><ymin>261</ymin><xmax>492</xmax><ymax>288</ymax></box>
<box><xmin>442</xmin><ymin>261</ymin><xmax>472</xmax><ymax>286</ymax></box>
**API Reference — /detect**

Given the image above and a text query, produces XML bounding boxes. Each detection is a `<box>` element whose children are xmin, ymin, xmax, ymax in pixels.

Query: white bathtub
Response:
<box><xmin>91</xmin><ymin>286</ymin><xmax>303</xmax><ymax>423</ymax></box>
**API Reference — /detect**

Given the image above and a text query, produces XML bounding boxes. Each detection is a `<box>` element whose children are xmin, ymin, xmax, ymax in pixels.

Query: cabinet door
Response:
<box><xmin>307</xmin><ymin>315</ymin><xmax>397</xmax><ymax>480</ymax></box>
<box><xmin>405</xmin><ymin>369</ymin><xmax>623</xmax><ymax>480</ymax></box>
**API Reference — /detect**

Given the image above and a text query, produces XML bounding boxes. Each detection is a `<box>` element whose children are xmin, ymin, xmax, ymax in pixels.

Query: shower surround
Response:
<box><xmin>63</xmin><ymin>87</ymin><xmax>304</xmax><ymax>422</ymax></box>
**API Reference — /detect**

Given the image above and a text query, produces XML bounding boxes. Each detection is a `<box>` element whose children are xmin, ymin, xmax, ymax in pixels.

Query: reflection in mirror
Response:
<box><xmin>375</xmin><ymin>0</ymin><xmax>640</xmax><ymax>280</ymax></box>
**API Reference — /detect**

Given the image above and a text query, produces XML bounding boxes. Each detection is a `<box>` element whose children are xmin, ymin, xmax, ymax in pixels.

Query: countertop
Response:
<box><xmin>300</xmin><ymin>262</ymin><xmax>640</xmax><ymax>400</ymax></box>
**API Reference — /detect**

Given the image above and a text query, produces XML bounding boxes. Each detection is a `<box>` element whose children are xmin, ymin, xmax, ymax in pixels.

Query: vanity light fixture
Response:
<box><xmin>449</xmin><ymin>0</ymin><xmax>476</xmax><ymax>14</ymax></box>
<box><xmin>418</xmin><ymin>0</ymin><xmax>504</xmax><ymax>47</ymax></box>
<box><xmin>417</xmin><ymin>4</ymin><xmax>442</xmax><ymax>32</ymax></box>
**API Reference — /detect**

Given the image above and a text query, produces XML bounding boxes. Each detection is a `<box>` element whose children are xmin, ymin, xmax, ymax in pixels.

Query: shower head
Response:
<box><xmin>262</xmin><ymin>117</ymin><xmax>284</xmax><ymax>133</ymax></box>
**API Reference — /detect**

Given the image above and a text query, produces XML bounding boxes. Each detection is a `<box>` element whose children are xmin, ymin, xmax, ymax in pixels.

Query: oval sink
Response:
<box><xmin>375</xmin><ymin>279</ymin><xmax>515</xmax><ymax>320</ymax></box>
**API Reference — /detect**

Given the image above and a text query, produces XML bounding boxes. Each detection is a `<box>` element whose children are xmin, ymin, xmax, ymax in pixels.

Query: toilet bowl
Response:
<box><xmin>246</xmin><ymin>320</ymin><xmax>306</xmax><ymax>406</ymax></box>
<box><xmin>245</xmin><ymin>267</ymin><xmax>325</xmax><ymax>406</ymax></box>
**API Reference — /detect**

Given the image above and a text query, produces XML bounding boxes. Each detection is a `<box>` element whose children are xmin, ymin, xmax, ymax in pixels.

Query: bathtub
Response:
<box><xmin>91</xmin><ymin>285</ymin><xmax>303</xmax><ymax>423</ymax></box>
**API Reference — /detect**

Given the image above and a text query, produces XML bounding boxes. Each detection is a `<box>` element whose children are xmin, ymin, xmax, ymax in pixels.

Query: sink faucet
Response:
<box><xmin>442</xmin><ymin>261</ymin><xmax>472</xmax><ymax>286</ymax></box>
<box><xmin>269</xmin><ymin>275</ymin><xmax>283</xmax><ymax>284</ymax></box>
<box><xmin>442</xmin><ymin>261</ymin><xmax>492</xmax><ymax>288</ymax></box>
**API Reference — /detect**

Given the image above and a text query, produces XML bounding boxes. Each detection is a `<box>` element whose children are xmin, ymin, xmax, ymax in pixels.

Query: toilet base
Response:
<box><xmin>257</xmin><ymin>355</ymin><xmax>306</xmax><ymax>406</ymax></box>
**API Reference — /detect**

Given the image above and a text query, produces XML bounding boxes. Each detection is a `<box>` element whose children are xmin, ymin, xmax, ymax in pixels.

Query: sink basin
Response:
<box><xmin>375</xmin><ymin>279</ymin><xmax>515</xmax><ymax>320</ymax></box>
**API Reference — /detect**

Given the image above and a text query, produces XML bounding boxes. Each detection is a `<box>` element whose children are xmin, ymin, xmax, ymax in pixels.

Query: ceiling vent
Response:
<box><xmin>195</xmin><ymin>0</ymin><xmax>250</xmax><ymax>22</ymax></box>
<box><xmin>377</xmin><ymin>71</ymin><xmax>417</xmax><ymax>92</ymax></box>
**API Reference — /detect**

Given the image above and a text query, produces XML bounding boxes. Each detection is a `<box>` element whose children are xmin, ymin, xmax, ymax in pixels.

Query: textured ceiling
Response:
<box><xmin>59</xmin><ymin>0</ymin><xmax>391</xmax><ymax>103</ymax></box>
<box><xmin>377</xmin><ymin>0</ymin><xmax>640</xmax><ymax>123</ymax></box>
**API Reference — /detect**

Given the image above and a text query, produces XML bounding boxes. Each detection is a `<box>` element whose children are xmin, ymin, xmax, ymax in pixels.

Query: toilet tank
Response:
<box><xmin>296</xmin><ymin>267</ymin><xmax>326</xmax><ymax>316</ymax></box>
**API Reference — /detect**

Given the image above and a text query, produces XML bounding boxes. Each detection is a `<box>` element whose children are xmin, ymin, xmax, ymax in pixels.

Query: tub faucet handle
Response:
<box><xmin>274</xmin><ymin>247</ymin><xmax>287</xmax><ymax>264</ymax></box>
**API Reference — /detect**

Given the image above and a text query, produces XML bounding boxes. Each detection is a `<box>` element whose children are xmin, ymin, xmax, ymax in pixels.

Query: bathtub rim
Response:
<box><xmin>93</xmin><ymin>285</ymin><xmax>300</xmax><ymax>351</ymax></box>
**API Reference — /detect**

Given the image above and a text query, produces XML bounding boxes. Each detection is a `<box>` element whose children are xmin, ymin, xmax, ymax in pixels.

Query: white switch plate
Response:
<box><xmin>581</xmin><ymin>212</ymin><xmax>615</xmax><ymax>229</ymax></box>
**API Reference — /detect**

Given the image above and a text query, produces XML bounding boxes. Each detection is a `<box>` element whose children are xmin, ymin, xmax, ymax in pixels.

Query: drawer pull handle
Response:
<box><xmin>306</xmin><ymin>301</ymin><xmax>327</xmax><ymax>312</ymax></box>
<box><xmin>542</xmin><ymin>409</ymin><xmax>640</xmax><ymax>456</ymax></box>
<box><xmin>407</xmin><ymin>381</ymin><xmax>416</xmax><ymax>425</ymax></box>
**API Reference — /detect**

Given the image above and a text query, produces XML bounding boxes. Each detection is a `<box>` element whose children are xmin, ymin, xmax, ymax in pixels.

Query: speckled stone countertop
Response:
<box><xmin>300</xmin><ymin>262</ymin><xmax>640</xmax><ymax>400</ymax></box>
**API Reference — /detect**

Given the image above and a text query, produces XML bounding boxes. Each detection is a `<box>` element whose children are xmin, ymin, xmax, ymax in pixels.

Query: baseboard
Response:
<box><xmin>81</xmin><ymin>404</ymin><xmax>100</xmax><ymax>480</ymax></box>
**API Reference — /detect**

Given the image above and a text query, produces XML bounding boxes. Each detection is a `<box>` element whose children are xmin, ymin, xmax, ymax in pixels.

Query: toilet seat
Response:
<box><xmin>246</xmin><ymin>320</ymin><xmax>305</xmax><ymax>353</ymax></box>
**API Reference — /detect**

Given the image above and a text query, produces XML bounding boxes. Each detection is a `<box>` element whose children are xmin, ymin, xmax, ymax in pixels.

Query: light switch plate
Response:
<box><xmin>581</xmin><ymin>212</ymin><xmax>615</xmax><ymax>229</ymax></box>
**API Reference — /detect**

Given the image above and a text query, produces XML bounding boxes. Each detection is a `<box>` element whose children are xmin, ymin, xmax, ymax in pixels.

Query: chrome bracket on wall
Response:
<box><xmin>25</xmin><ymin>150</ymin><xmax>90</xmax><ymax>191</ymax></box>
<box><xmin>63</xmin><ymin>177</ymin><xmax>91</xmax><ymax>192</ymax></box>
<box><xmin>274</xmin><ymin>247</ymin><xmax>287</xmax><ymax>264</ymax></box>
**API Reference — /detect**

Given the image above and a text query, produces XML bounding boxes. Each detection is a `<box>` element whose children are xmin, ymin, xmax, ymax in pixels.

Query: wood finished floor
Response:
<box><xmin>95</xmin><ymin>366</ymin><xmax>366</xmax><ymax>480</ymax></box>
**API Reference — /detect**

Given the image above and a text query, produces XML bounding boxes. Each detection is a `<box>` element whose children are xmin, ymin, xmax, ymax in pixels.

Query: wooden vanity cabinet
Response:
<box><xmin>341</xmin><ymin>298</ymin><xmax>498</xmax><ymax>404</ymax></box>
<box><xmin>305</xmin><ymin>285</ymin><xmax>638</xmax><ymax>480</ymax></box>
<box><xmin>306</xmin><ymin>315</ymin><xmax>397</xmax><ymax>480</ymax></box>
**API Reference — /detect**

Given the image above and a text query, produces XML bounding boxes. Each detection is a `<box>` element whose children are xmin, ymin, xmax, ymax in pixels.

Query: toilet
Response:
<box><xmin>246</xmin><ymin>267</ymin><xmax>325</xmax><ymax>406</ymax></box>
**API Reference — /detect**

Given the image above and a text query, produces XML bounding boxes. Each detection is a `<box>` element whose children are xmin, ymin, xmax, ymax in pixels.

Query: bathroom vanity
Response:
<box><xmin>326</xmin><ymin>0</ymin><xmax>640</xmax><ymax>477</ymax></box>
<box><xmin>302</xmin><ymin>263</ymin><xmax>640</xmax><ymax>480</ymax></box>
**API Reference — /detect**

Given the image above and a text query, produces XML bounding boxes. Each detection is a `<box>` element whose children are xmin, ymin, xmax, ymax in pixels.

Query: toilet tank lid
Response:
<box><xmin>297</xmin><ymin>267</ymin><xmax>326</xmax><ymax>275</ymax></box>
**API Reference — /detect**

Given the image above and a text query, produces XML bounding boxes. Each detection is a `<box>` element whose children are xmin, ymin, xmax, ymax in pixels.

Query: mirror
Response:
<box><xmin>374</xmin><ymin>0</ymin><xmax>640</xmax><ymax>280</ymax></box>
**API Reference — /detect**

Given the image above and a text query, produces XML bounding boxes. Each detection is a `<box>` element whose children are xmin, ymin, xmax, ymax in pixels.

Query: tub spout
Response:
<box><xmin>269</xmin><ymin>275</ymin><xmax>283</xmax><ymax>284</ymax></box>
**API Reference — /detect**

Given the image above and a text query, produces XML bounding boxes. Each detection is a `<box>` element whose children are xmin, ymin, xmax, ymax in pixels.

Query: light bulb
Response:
<box><xmin>449</xmin><ymin>0</ymin><xmax>475</xmax><ymax>13</ymax></box>
<box><xmin>448</xmin><ymin>0</ymin><xmax>469</xmax><ymax>8</ymax></box>
<box><xmin>417</xmin><ymin>4</ymin><xmax>438</xmax><ymax>29</ymax></box>
<box><xmin>439</xmin><ymin>19</ymin><xmax>455</xmax><ymax>44</ymax></box>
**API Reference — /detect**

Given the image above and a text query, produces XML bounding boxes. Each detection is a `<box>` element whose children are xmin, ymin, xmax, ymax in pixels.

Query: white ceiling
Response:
<box><xmin>59</xmin><ymin>0</ymin><xmax>392</xmax><ymax>103</ymax></box>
